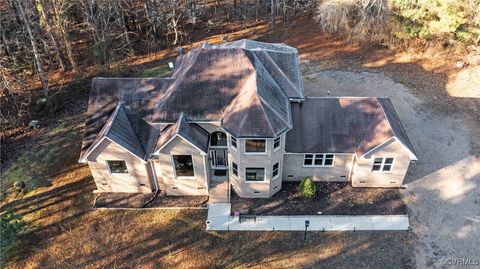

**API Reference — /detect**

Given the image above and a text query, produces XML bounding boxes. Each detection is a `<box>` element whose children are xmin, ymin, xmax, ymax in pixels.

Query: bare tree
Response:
<box><xmin>16</xmin><ymin>0</ymin><xmax>49</xmax><ymax>100</ymax></box>
<box><xmin>35</xmin><ymin>0</ymin><xmax>67</xmax><ymax>71</ymax></box>
<box><xmin>51</xmin><ymin>0</ymin><xmax>80</xmax><ymax>74</ymax></box>
<box><xmin>271</xmin><ymin>0</ymin><xmax>275</xmax><ymax>31</ymax></box>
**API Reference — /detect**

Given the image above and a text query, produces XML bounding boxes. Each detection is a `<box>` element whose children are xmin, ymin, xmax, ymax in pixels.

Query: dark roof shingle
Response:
<box><xmin>79</xmin><ymin>78</ymin><xmax>168</xmax><ymax>160</ymax></box>
<box><xmin>80</xmin><ymin>104</ymin><xmax>159</xmax><ymax>161</ymax></box>
<box><xmin>285</xmin><ymin>97</ymin><xmax>416</xmax><ymax>158</ymax></box>
<box><xmin>155</xmin><ymin>113</ymin><xmax>210</xmax><ymax>153</ymax></box>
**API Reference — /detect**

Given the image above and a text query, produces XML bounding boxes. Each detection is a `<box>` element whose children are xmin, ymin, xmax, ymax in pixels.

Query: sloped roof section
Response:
<box><xmin>154</xmin><ymin>42</ymin><xmax>298</xmax><ymax>137</ymax></box>
<box><xmin>79</xmin><ymin>78</ymin><xmax>169</xmax><ymax>160</ymax></box>
<box><xmin>211</xmin><ymin>39</ymin><xmax>304</xmax><ymax>99</ymax></box>
<box><xmin>285</xmin><ymin>97</ymin><xmax>415</xmax><ymax>159</ymax></box>
<box><xmin>377</xmin><ymin>98</ymin><xmax>417</xmax><ymax>158</ymax></box>
<box><xmin>80</xmin><ymin>103</ymin><xmax>158</xmax><ymax>162</ymax></box>
<box><xmin>155</xmin><ymin>113</ymin><xmax>210</xmax><ymax>154</ymax></box>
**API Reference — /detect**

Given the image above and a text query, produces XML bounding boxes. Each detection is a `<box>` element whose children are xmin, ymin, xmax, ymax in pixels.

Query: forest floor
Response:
<box><xmin>1</xmin><ymin>16</ymin><xmax>479</xmax><ymax>268</ymax></box>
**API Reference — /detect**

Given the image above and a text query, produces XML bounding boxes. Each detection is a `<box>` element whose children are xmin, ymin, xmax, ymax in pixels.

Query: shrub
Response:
<box><xmin>299</xmin><ymin>177</ymin><xmax>317</xmax><ymax>198</ymax></box>
<box><xmin>315</xmin><ymin>0</ymin><xmax>480</xmax><ymax>45</ymax></box>
<box><xmin>315</xmin><ymin>0</ymin><xmax>390</xmax><ymax>42</ymax></box>
<box><xmin>1</xmin><ymin>208</ymin><xmax>25</xmax><ymax>263</ymax></box>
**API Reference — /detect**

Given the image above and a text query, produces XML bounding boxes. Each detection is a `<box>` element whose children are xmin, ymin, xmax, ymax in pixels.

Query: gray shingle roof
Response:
<box><xmin>155</xmin><ymin>113</ymin><xmax>210</xmax><ymax>153</ymax></box>
<box><xmin>152</xmin><ymin>40</ymin><xmax>302</xmax><ymax>137</ymax></box>
<box><xmin>81</xmin><ymin>40</ymin><xmax>304</xmax><ymax>160</ymax></box>
<box><xmin>79</xmin><ymin>78</ymin><xmax>168</xmax><ymax>161</ymax></box>
<box><xmin>285</xmin><ymin>97</ymin><xmax>416</xmax><ymax>158</ymax></box>
<box><xmin>80</xmin><ymin>103</ymin><xmax>159</xmax><ymax>162</ymax></box>
<box><xmin>377</xmin><ymin>98</ymin><xmax>417</xmax><ymax>158</ymax></box>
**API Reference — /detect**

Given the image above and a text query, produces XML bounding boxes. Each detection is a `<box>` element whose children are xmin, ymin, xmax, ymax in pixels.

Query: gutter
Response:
<box><xmin>142</xmin><ymin>161</ymin><xmax>160</xmax><ymax>208</ymax></box>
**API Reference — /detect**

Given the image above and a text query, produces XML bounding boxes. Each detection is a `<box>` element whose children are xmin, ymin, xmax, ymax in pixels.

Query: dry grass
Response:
<box><xmin>7</xmin><ymin>15</ymin><xmax>479</xmax><ymax>269</ymax></box>
<box><xmin>315</xmin><ymin>0</ymin><xmax>390</xmax><ymax>43</ymax></box>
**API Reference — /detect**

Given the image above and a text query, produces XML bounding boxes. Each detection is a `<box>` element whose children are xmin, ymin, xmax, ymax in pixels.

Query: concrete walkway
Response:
<box><xmin>206</xmin><ymin>203</ymin><xmax>410</xmax><ymax>231</ymax></box>
<box><xmin>208</xmin><ymin>181</ymin><xmax>229</xmax><ymax>203</ymax></box>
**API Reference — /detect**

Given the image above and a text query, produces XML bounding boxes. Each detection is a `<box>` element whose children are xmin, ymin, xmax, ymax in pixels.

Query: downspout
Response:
<box><xmin>142</xmin><ymin>159</ymin><xmax>160</xmax><ymax>208</ymax></box>
<box><xmin>348</xmin><ymin>155</ymin><xmax>356</xmax><ymax>183</ymax></box>
<box><xmin>203</xmin><ymin>154</ymin><xmax>209</xmax><ymax>194</ymax></box>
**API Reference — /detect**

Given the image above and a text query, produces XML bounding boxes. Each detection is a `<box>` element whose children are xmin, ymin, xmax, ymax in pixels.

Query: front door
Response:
<box><xmin>210</xmin><ymin>149</ymin><xmax>227</xmax><ymax>169</ymax></box>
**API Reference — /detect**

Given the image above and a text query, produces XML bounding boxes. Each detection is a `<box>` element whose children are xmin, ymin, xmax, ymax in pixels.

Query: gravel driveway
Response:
<box><xmin>303</xmin><ymin>69</ymin><xmax>480</xmax><ymax>269</ymax></box>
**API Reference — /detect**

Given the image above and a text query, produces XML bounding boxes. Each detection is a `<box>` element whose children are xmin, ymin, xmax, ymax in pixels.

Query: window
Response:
<box><xmin>272</xmin><ymin>162</ymin><xmax>279</xmax><ymax>179</ymax></box>
<box><xmin>230</xmin><ymin>136</ymin><xmax>237</xmax><ymax>149</ymax></box>
<box><xmin>274</xmin><ymin>137</ymin><xmax>281</xmax><ymax>150</ymax></box>
<box><xmin>232</xmin><ymin>162</ymin><xmax>238</xmax><ymax>176</ymax></box>
<box><xmin>107</xmin><ymin>160</ymin><xmax>128</xmax><ymax>174</ymax></box>
<box><xmin>304</xmin><ymin>154</ymin><xmax>314</xmax><ymax>166</ymax></box>
<box><xmin>372</xmin><ymin>157</ymin><xmax>394</xmax><ymax>172</ymax></box>
<box><xmin>210</xmin><ymin>132</ymin><xmax>227</xmax><ymax>147</ymax></box>
<box><xmin>245</xmin><ymin>168</ymin><xmax>265</xmax><ymax>182</ymax></box>
<box><xmin>304</xmin><ymin>154</ymin><xmax>335</xmax><ymax>167</ymax></box>
<box><xmin>245</xmin><ymin>139</ymin><xmax>266</xmax><ymax>153</ymax></box>
<box><xmin>173</xmin><ymin>155</ymin><xmax>195</xmax><ymax>177</ymax></box>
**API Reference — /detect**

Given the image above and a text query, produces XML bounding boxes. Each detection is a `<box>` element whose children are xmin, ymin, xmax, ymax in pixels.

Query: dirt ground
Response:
<box><xmin>303</xmin><ymin>67</ymin><xmax>480</xmax><ymax>269</ymax></box>
<box><xmin>2</xmin><ymin>16</ymin><xmax>479</xmax><ymax>269</ymax></box>
<box><xmin>94</xmin><ymin>193</ymin><xmax>208</xmax><ymax>208</ymax></box>
<box><xmin>231</xmin><ymin>182</ymin><xmax>406</xmax><ymax>215</ymax></box>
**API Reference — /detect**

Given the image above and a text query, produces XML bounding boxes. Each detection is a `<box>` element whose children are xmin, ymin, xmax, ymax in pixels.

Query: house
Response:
<box><xmin>79</xmin><ymin>39</ymin><xmax>417</xmax><ymax>199</ymax></box>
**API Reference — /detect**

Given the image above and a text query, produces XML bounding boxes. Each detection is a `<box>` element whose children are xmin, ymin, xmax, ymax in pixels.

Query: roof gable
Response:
<box><xmin>80</xmin><ymin>104</ymin><xmax>153</xmax><ymax>162</ymax></box>
<box><xmin>80</xmin><ymin>77</ymin><xmax>170</xmax><ymax>159</ymax></box>
<box><xmin>154</xmin><ymin>113</ymin><xmax>210</xmax><ymax>154</ymax></box>
<box><xmin>377</xmin><ymin>98</ymin><xmax>417</xmax><ymax>159</ymax></box>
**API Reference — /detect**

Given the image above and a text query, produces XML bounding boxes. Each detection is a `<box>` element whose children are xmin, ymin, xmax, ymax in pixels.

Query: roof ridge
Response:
<box><xmin>175</xmin><ymin>112</ymin><xmax>186</xmax><ymax>135</ymax></box>
<box><xmin>249</xmin><ymin>51</ymin><xmax>291</xmax><ymax>128</ymax></box>
<box><xmin>256</xmin><ymin>50</ymin><xmax>301</xmax><ymax>98</ymax></box>
<box><xmin>355</xmin><ymin>99</ymin><xmax>394</xmax><ymax>157</ymax></box>
<box><xmin>258</xmin><ymin>99</ymin><xmax>276</xmax><ymax>135</ymax></box>
<box><xmin>103</xmin><ymin>103</ymin><xmax>123</xmax><ymax>137</ymax></box>
<box><xmin>116</xmin><ymin>104</ymin><xmax>147</xmax><ymax>158</ymax></box>
<box><xmin>376</xmin><ymin>98</ymin><xmax>395</xmax><ymax>137</ymax></box>
<box><xmin>377</xmin><ymin>98</ymin><xmax>417</xmax><ymax>159</ymax></box>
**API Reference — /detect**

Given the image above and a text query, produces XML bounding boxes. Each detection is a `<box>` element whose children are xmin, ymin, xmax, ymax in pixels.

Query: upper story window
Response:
<box><xmin>245</xmin><ymin>167</ymin><xmax>265</xmax><ymax>182</ymax></box>
<box><xmin>232</xmin><ymin>162</ymin><xmax>238</xmax><ymax>176</ymax></box>
<box><xmin>273</xmin><ymin>137</ymin><xmax>281</xmax><ymax>150</ymax></box>
<box><xmin>372</xmin><ymin>157</ymin><xmax>394</xmax><ymax>172</ymax></box>
<box><xmin>303</xmin><ymin>154</ymin><xmax>335</xmax><ymax>167</ymax></box>
<box><xmin>230</xmin><ymin>136</ymin><xmax>237</xmax><ymax>149</ymax></box>
<box><xmin>210</xmin><ymin>132</ymin><xmax>227</xmax><ymax>147</ymax></box>
<box><xmin>272</xmin><ymin>162</ymin><xmax>279</xmax><ymax>180</ymax></box>
<box><xmin>245</xmin><ymin>139</ymin><xmax>266</xmax><ymax>153</ymax></box>
<box><xmin>173</xmin><ymin>155</ymin><xmax>195</xmax><ymax>178</ymax></box>
<box><xmin>107</xmin><ymin>160</ymin><xmax>128</xmax><ymax>174</ymax></box>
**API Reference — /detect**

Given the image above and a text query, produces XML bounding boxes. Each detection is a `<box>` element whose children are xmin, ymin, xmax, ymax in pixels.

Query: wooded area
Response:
<box><xmin>1</xmin><ymin>0</ymin><xmax>479</xmax><ymax>130</ymax></box>
<box><xmin>0</xmin><ymin>0</ymin><xmax>315</xmax><ymax>129</ymax></box>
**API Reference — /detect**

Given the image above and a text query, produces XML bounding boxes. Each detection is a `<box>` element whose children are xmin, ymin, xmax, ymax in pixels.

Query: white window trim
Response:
<box><xmin>302</xmin><ymin>153</ymin><xmax>335</xmax><ymax>167</ymax></box>
<box><xmin>272</xmin><ymin>162</ymin><xmax>280</xmax><ymax>180</ymax></box>
<box><xmin>371</xmin><ymin>157</ymin><xmax>395</xmax><ymax>173</ymax></box>
<box><xmin>244</xmin><ymin>139</ymin><xmax>267</xmax><ymax>154</ymax></box>
<box><xmin>209</xmin><ymin>132</ymin><xmax>228</xmax><ymax>148</ymax></box>
<box><xmin>106</xmin><ymin>160</ymin><xmax>129</xmax><ymax>175</ymax></box>
<box><xmin>232</xmin><ymin>162</ymin><xmax>239</xmax><ymax>177</ymax></box>
<box><xmin>273</xmin><ymin>137</ymin><xmax>282</xmax><ymax>152</ymax></box>
<box><xmin>230</xmin><ymin>136</ymin><xmax>237</xmax><ymax>151</ymax></box>
<box><xmin>245</xmin><ymin>167</ymin><xmax>266</xmax><ymax>183</ymax></box>
<box><xmin>171</xmin><ymin>155</ymin><xmax>196</xmax><ymax>179</ymax></box>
